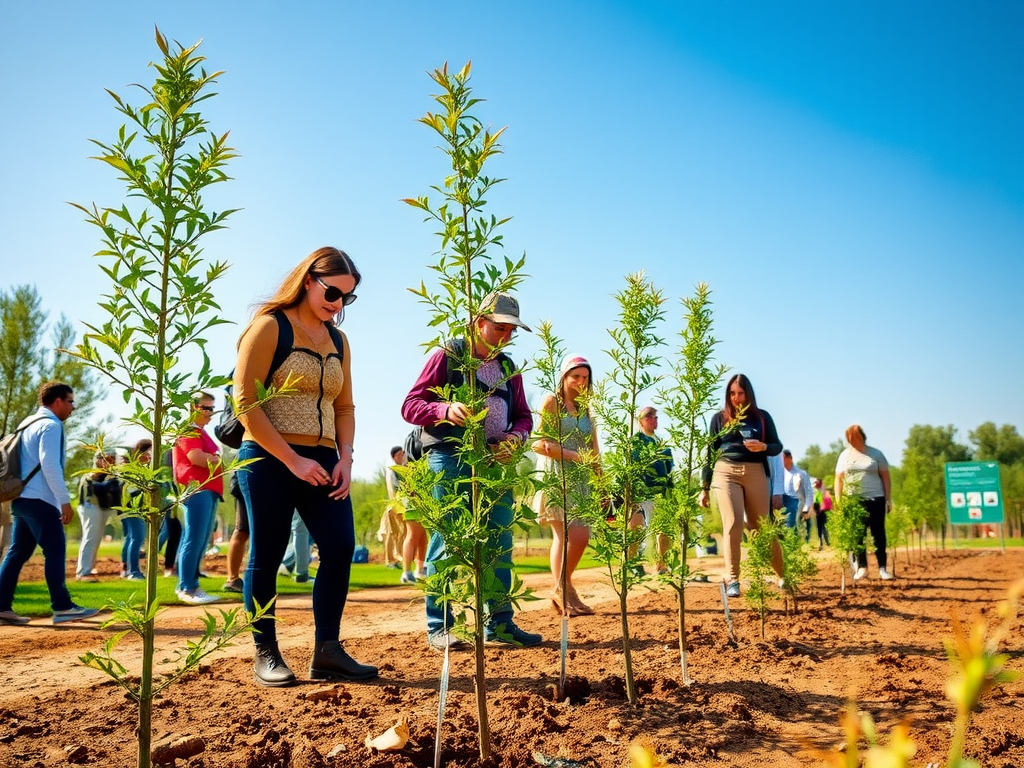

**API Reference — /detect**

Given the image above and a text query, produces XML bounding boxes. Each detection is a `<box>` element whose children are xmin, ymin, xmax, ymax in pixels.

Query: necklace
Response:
<box><xmin>292</xmin><ymin>311</ymin><xmax>328</xmax><ymax>347</ymax></box>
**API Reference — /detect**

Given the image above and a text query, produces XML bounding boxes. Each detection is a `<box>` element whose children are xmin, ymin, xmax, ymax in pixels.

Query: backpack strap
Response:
<box><xmin>325</xmin><ymin>323</ymin><xmax>345</xmax><ymax>364</ymax></box>
<box><xmin>12</xmin><ymin>414</ymin><xmax>51</xmax><ymax>488</ymax></box>
<box><xmin>268</xmin><ymin>310</ymin><xmax>294</xmax><ymax>382</ymax></box>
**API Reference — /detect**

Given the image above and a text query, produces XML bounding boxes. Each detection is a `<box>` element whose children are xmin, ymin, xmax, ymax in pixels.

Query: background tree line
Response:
<box><xmin>801</xmin><ymin>423</ymin><xmax>1024</xmax><ymax>541</ymax></box>
<box><xmin>0</xmin><ymin>284</ymin><xmax>105</xmax><ymax>485</ymax></box>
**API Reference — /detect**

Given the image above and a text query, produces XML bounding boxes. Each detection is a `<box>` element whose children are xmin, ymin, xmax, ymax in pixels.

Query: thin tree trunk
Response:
<box><xmin>619</xmin><ymin>588</ymin><xmax>637</xmax><ymax>705</ymax></box>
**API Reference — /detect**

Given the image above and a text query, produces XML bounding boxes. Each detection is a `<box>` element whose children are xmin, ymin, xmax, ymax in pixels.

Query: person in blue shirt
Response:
<box><xmin>0</xmin><ymin>381</ymin><xmax>99</xmax><ymax>625</ymax></box>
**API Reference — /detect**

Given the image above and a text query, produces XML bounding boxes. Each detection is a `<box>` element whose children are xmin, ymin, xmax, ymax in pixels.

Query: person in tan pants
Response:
<box><xmin>699</xmin><ymin>374</ymin><xmax>784</xmax><ymax>597</ymax></box>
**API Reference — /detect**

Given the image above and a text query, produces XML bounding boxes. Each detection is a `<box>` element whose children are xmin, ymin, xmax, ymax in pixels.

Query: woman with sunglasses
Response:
<box><xmin>172</xmin><ymin>392</ymin><xmax>223</xmax><ymax>604</ymax></box>
<box><xmin>233</xmin><ymin>246</ymin><xmax>376</xmax><ymax>687</ymax></box>
<box><xmin>698</xmin><ymin>373</ymin><xmax>785</xmax><ymax>598</ymax></box>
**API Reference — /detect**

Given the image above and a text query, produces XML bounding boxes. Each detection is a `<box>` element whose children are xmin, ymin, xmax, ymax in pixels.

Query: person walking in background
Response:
<box><xmin>402</xmin><ymin>291</ymin><xmax>541</xmax><ymax>650</ymax></box>
<box><xmin>279</xmin><ymin>511</ymin><xmax>313</xmax><ymax>582</ymax></box>
<box><xmin>781</xmin><ymin>449</ymin><xmax>813</xmax><ymax>538</ymax></box>
<box><xmin>812</xmin><ymin>478</ymin><xmax>831</xmax><ymax>549</ymax></box>
<box><xmin>378</xmin><ymin>445</ymin><xmax>406</xmax><ymax>571</ymax></box>
<box><xmin>397</xmin><ymin>431</ymin><xmax>427</xmax><ymax>585</ymax></box>
<box><xmin>119</xmin><ymin>439</ymin><xmax>151</xmax><ymax>581</ymax></box>
<box><xmin>222</xmin><ymin>473</ymin><xmax>249</xmax><ymax>593</ymax></box>
<box><xmin>699</xmin><ymin>373</ymin><xmax>785</xmax><ymax>598</ymax></box>
<box><xmin>158</xmin><ymin>448</ymin><xmax>181</xmax><ymax>578</ymax></box>
<box><xmin>532</xmin><ymin>354</ymin><xmax>597</xmax><ymax>617</ymax></box>
<box><xmin>835</xmin><ymin>424</ymin><xmax>893</xmax><ymax>581</ymax></box>
<box><xmin>172</xmin><ymin>392</ymin><xmax>223</xmax><ymax>605</ymax></box>
<box><xmin>234</xmin><ymin>246</ymin><xmax>376</xmax><ymax>687</ymax></box>
<box><xmin>75</xmin><ymin>450</ymin><xmax>120</xmax><ymax>582</ymax></box>
<box><xmin>631</xmin><ymin>405</ymin><xmax>674</xmax><ymax>574</ymax></box>
<box><xmin>0</xmin><ymin>381</ymin><xmax>98</xmax><ymax>625</ymax></box>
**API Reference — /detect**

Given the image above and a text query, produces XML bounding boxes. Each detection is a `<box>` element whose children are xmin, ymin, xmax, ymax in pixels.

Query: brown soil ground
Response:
<box><xmin>0</xmin><ymin>547</ymin><xmax>1022</xmax><ymax>768</ymax></box>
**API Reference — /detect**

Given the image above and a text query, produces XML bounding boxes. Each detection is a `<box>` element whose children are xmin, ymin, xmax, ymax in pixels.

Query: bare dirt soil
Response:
<box><xmin>0</xmin><ymin>547</ymin><xmax>1022</xmax><ymax>768</ymax></box>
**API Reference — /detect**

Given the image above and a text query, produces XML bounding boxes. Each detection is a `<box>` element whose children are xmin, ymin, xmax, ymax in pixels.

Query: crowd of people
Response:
<box><xmin>0</xmin><ymin>245</ymin><xmax>897</xmax><ymax>691</ymax></box>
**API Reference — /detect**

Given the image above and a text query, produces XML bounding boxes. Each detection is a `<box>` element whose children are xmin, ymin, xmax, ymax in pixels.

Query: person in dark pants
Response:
<box><xmin>835</xmin><ymin>424</ymin><xmax>893</xmax><ymax>581</ymax></box>
<box><xmin>222</xmin><ymin>473</ymin><xmax>249</xmax><ymax>592</ymax></box>
<box><xmin>157</xmin><ymin>449</ymin><xmax>182</xmax><ymax>577</ymax></box>
<box><xmin>234</xmin><ymin>246</ymin><xmax>375</xmax><ymax>687</ymax></box>
<box><xmin>402</xmin><ymin>291</ymin><xmax>540</xmax><ymax>651</ymax></box>
<box><xmin>0</xmin><ymin>381</ymin><xmax>98</xmax><ymax>625</ymax></box>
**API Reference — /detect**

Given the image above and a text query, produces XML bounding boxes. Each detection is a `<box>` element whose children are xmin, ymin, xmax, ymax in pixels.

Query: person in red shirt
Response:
<box><xmin>172</xmin><ymin>392</ymin><xmax>223</xmax><ymax>605</ymax></box>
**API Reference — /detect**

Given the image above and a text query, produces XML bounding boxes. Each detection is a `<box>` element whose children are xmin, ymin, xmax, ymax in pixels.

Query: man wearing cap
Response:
<box><xmin>631</xmin><ymin>406</ymin><xmax>674</xmax><ymax>573</ymax></box>
<box><xmin>401</xmin><ymin>291</ymin><xmax>540</xmax><ymax>651</ymax></box>
<box><xmin>782</xmin><ymin>449</ymin><xmax>813</xmax><ymax>533</ymax></box>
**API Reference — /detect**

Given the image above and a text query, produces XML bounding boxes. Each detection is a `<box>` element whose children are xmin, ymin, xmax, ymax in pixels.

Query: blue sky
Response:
<box><xmin>1</xmin><ymin>2</ymin><xmax>1021</xmax><ymax>479</ymax></box>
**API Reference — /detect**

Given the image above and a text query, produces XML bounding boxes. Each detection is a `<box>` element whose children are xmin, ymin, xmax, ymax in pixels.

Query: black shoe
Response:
<box><xmin>253</xmin><ymin>643</ymin><xmax>296</xmax><ymax>688</ymax></box>
<box><xmin>309</xmin><ymin>640</ymin><xmax>378</xmax><ymax>681</ymax></box>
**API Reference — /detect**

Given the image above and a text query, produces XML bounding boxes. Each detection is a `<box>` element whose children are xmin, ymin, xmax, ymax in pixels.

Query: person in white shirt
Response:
<box><xmin>835</xmin><ymin>424</ymin><xmax>893</xmax><ymax>581</ymax></box>
<box><xmin>0</xmin><ymin>381</ymin><xmax>99</xmax><ymax>625</ymax></box>
<box><xmin>782</xmin><ymin>449</ymin><xmax>813</xmax><ymax>537</ymax></box>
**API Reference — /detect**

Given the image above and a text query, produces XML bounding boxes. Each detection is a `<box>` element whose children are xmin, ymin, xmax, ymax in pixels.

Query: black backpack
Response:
<box><xmin>0</xmin><ymin>415</ymin><xmax>47</xmax><ymax>503</ymax></box>
<box><xmin>403</xmin><ymin>427</ymin><xmax>424</xmax><ymax>462</ymax></box>
<box><xmin>215</xmin><ymin>310</ymin><xmax>345</xmax><ymax>448</ymax></box>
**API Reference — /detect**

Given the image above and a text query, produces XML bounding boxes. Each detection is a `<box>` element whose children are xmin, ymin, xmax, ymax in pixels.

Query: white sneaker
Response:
<box><xmin>176</xmin><ymin>588</ymin><xmax>218</xmax><ymax>605</ymax></box>
<box><xmin>853</xmin><ymin>567</ymin><xmax>868</xmax><ymax>581</ymax></box>
<box><xmin>879</xmin><ymin>568</ymin><xmax>895</xmax><ymax>581</ymax></box>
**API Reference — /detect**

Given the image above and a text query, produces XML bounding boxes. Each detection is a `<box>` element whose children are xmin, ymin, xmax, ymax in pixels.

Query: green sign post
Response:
<box><xmin>945</xmin><ymin>461</ymin><xmax>1005</xmax><ymax>550</ymax></box>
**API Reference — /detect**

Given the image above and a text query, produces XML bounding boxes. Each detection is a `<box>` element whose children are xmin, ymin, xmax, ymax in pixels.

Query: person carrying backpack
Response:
<box><xmin>75</xmin><ymin>450</ymin><xmax>120</xmax><ymax>582</ymax></box>
<box><xmin>233</xmin><ymin>246</ymin><xmax>376</xmax><ymax>688</ymax></box>
<box><xmin>401</xmin><ymin>291</ymin><xmax>541</xmax><ymax>651</ymax></box>
<box><xmin>0</xmin><ymin>381</ymin><xmax>99</xmax><ymax>625</ymax></box>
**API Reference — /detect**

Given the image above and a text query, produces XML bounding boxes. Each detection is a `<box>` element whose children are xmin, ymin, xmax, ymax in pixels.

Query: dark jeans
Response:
<box><xmin>0</xmin><ymin>498</ymin><xmax>74</xmax><ymax>611</ymax></box>
<box><xmin>237</xmin><ymin>441</ymin><xmax>354</xmax><ymax>645</ymax></box>
<box><xmin>815</xmin><ymin>511</ymin><xmax>830</xmax><ymax>546</ymax></box>
<box><xmin>855</xmin><ymin>496</ymin><xmax>887</xmax><ymax>569</ymax></box>
<box><xmin>159</xmin><ymin>512</ymin><xmax>182</xmax><ymax>570</ymax></box>
<box><xmin>424</xmin><ymin>450</ymin><xmax>513</xmax><ymax>634</ymax></box>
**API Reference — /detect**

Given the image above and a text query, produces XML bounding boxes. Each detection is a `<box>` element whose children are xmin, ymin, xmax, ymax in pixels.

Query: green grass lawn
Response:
<box><xmin>4</xmin><ymin>542</ymin><xmax>607</xmax><ymax>619</ymax></box>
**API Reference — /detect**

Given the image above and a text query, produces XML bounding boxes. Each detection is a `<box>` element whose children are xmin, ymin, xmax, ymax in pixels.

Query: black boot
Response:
<box><xmin>253</xmin><ymin>642</ymin><xmax>296</xmax><ymax>688</ymax></box>
<box><xmin>309</xmin><ymin>640</ymin><xmax>378</xmax><ymax>681</ymax></box>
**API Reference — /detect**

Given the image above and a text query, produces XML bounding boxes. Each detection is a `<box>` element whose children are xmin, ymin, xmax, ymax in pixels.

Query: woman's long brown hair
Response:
<box><xmin>255</xmin><ymin>246</ymin><xmax>361</xmax><ymax>318</ymax></box>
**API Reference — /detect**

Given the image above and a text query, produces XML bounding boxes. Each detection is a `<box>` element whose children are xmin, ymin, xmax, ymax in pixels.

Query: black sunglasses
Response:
<box><xmin>196</xmin><ymin>405</ymin><xmax>215</xmax><ymax>412</ymax></box>
<box><xmin>313</xmin><ymin>275</ymin><xmax>357</xmax><ymax>306</ymax></box>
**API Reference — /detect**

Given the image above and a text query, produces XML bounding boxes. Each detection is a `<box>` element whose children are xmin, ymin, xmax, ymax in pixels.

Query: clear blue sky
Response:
<box><xmin>2</xmin><ymin>2</ymin><xmax>1021</xmax><ymax>479</ymax></box>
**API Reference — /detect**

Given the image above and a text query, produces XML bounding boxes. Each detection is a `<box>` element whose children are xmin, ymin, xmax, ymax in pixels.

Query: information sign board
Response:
<box><xmin>945</xmin><ymin>462</ymin><xmax>1004</xmax><ymax>525</ymax></box>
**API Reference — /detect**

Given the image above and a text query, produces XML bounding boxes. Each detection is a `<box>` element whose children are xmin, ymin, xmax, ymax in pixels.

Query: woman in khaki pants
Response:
<box><xmin>699</xmin><ymin>374</ymin><xmax>784</xmax><ymax>597</ymax></box>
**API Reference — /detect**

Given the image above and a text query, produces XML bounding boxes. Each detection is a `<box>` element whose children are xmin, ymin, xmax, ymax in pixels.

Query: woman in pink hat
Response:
<box><xmin>533</xmin><ymin>355</ymin><xmax>599</xmax><ymax>616</ymax></box>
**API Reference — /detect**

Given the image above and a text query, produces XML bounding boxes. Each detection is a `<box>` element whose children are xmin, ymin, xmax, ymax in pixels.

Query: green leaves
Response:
<box><xmin>70</xmin><ymin>29</ymin><xmax>249</xmax><ymax>768</ymax></box>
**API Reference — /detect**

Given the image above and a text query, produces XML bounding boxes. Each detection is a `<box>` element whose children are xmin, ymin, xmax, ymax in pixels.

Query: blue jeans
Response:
<box><xmin>424</xmin><ymin>450</ymin><xmax>513</xmax><ymax>634</ymax></box>
<box><xmin>176</xmin><ymin>489</ymin><xmax>217</xmax><ymax>592</ymax></box>
<box><xmin>120</xmin><ymin>516</ymin><xmax>146</xmax><ymax>577</ymax></box>
<box><xmin>280</xmin><ymin>511</ymin><xmax>312</xmax><ymax>577</ymax></box>
<box><xmin>0</xmin><ymin>498</ymin><xmax>74</xmax><ymax>611</ymax></box>
<box><xmin>783</xmin><ymin>495</ymin><xmax>800</xmax><ymax>529</ymax></box>
<box><xmin>237</xmin><ymin>441</ymin><xmax>354</xmax><ymax>645</ymax></box>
